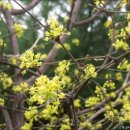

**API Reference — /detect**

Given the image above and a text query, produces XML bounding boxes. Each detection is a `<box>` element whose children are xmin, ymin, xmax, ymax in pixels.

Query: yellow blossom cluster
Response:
<box><xmin>57</xmin><ymin>43</ymin><xmax>71</xmax><ymax>50</ymax></box>
<box><xmin>72</xmin><ymin>38</ymin><xmax>80</xmax><ymax>46</ymax></box>
<box><xmin>0</xmin><ymin>98</ymin><xmax>4</xmax><ymax>106</ymax></box>
<box><xmin>74</xmin><ymin>99</ymin><xmax>81</xmax><ymax>108</ymax></box>
<box><xmin>79</xmin><ymin>115</ymin><xmax>86</xmax><ymax>122</ymax></box>
<box><xmin>117</xmin><ymin>58</ymin><xmax>130</xmax><ymax>71</ymax></box>
<box><xmin>115</xmin><ymin>72</ymin><xmax>123</xmax><ymax>81</ymax></box>
<box><xmin>108</xmin><ymin>26</ymin><xmax>129</xmax><ymax>51</ymax></box>
<box><xmin>80</xmin><ymin>120</ymin><xmax>102</xmax><ymax>130</ymax></box>
<box><xmin>55</xmin><ymin>60</ymin><xmax>72</xmax><ymax>87</ymax></box>
<box><xmin>95</xmin><ymin>80</ymin><xmax>116</xmax><ymax>100</ymax></box>
<box><xmin>74</xmin><ymin>64</ymin><xmax>97</xmax><ymax>83</ymax></box>
<box><xmin>85</xmin><ymin>80</ymin><xmax>116</xmax><ymax>109</ymax></box>
<box><xmin>113</xmin><ymin>39</ymin><xmax>129</xmax><ymax>51</ymax></box>
<box><xmin>21</xmin><ymin>120</ymin><xmax>32</xmax><ymax>130</ymax></box>
<box><xmin>122</xmin><ymin>0</ymin><xmax>129</xmax><ymax>5</ymax></box>
<box><xmin>105</xmin><ymin>73</ymin><xmax>112</xmax><ymax>79</ymax></box>
<box><xmin>19</xmin><ymin>50</ymin><xmax>44</xmax><ymax>70</ymax></box>
<box><xmin>104</xmin><ymin>18</ymin><xmax>112</xmax><ymax>28</ymax></box>
<box><xmin>104</xmin><ymin>108</ymin><xmax>118</xmax><ymax>120</ymax></box>
<box><xmin>0</xmin><ymin>38</ymin><xmax>3</xmax><ymax>48</ymax></box>
<box><xmin>103</xmin><ymin>80</ymin><xmax>115</xmax><ymax>90</ymax></box>
<box><xmin>95</xmin><ymin>123</ymin><xmax>102</xmax><ymax>129</ymax></box>
<box><xmin>55</xmin><ymin>60</ymin><xmax>71</xmax><ymax>75</ymax></box>
<box><xmin>0</xmin><ymin>123</ymin><xmax>6</xmax><ymax>130</ymax></box>
<box><xmin>94</xmin><ymin>0</ymin><xmax>105</xmax><ymax>6</ymax></box>
<box><xmin>40</xmin><ymin>101</ymin><xmax>59</xmax><ymax>120</ymax></box>
<box><xmin>118</xmin><ymin>29</ymin><xmax>127</xmax><ymax>39</ymax></box>
<box><xmin>28</xmin><ymin>75</ymin><xmax>66</xmax><ymax>105</ymax></box>
<box><xmin>60</xmin><ymin>118</ymin><xmax>71</xmax><ymax>130</ymax></box>
<box><xmin>125</xmin><ymin>25</ymin><xmax>130</xmax><ymax>35</ymax></box>
<box><xmin>12</xmin><ymin>82</ymin><xmax>29</xmax><ymax>93</ymax></box>
<box><xmin>84</xmin><ymin>64</ymin><xmax>97</xmax><ymax>78</ymax></box>
<box><xmin>0</xmin><ymin>1</ymin><xmax>12</xmax><ymax>11</ymax></box>
<box><xmin>105</xmin><ymin>72</ymin><xmax>123</xmax><ymax>81</ymax></box>
<box><xmin>118</xmin><ymin>87</ymin><xmax>130</xmax><ymax>122</ymax></box>
<box><xmin>8</xmin><ymin>56</ymin><xmax>17</xmax><ymax>65</ymax></box>
<box><xmin>95</xmin><ymin>85</ymin><xmax>104</xmax><ymax>97</ymax></box>
<box><xmin>22</xmin><ymin>74</ymin><xmax>67</xmax><ymax>129</ymax></box>
<box><xmin>0</xmin><ymin>32</ymin><xmax>6</xmax><ymax>48</ymax></box>
<box><xmin>0</xmin><ymin>73</ymin><xmax>13</xmax><ymax>89</ymax></box>
<box><xmin>85</xmin><ymin>97</ymin><xmax>100</xmax><ymax>107</ymax></box>
<box><xmin>80</xmin><ymin>122</ymin><xmax>93</xmax><ymax>130</ymax></box>
<box><xmin>127</xmin><ymin>13</ymin><xmax>130</xmax><ymax>20</ymax></box>
<box><xmin>44</xmin><ymin>18</ymin><xmax>70</xmax><ymax>41</ymax></box>
<box><xmin>13</xmin><ymin>23</ymin><xmax>24</xmax><ymax>38</ymax></box>
<box><xmin>24</xmin><ymin>106</ymin><xmax>38</xmax><ymax>120</ymax></box>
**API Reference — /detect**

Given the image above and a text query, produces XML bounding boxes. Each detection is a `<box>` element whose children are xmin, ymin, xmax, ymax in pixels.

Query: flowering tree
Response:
<box><xmin>0</xmin><ymin>0</ymin><xmax>130</xmax><ymax>130</ymax></box>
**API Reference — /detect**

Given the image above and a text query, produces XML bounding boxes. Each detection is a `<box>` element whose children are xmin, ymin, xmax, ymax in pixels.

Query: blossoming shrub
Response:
<box><xmin>0</xmin><ymin>0</ymin><xmax>130</xmax><ymax>130</ymax></box>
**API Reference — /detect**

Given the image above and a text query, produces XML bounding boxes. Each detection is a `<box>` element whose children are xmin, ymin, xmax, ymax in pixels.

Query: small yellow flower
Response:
<box><xmin>5</xmin><ymin>3</ymin><xmax>12</xmax><ymax>10</ymax></box>
<box><xmin>74</xmin><ymin>99</ymin><xmax>81</xmax><ymax>108</ymax></box>
<box><xmin>0</xmin><ymin>98</ymin><xmax>4</xmax><ymax>106</ymax></box>
<box><xmin>104</xmin><ymin>18</ymin><xmax>112</xmax><ymax>28</ymax></box>
<box><xmin>85</xmin><ymin>97</ymin><xmax>100</xmax><ymax>107</ymax></box>
<box><xmin>113</xmin><ymin>39</ymin><xmax>129</xmax><ymax>51</ymax></box>
<box><xmin>72</xmin><ymin>38</ymin><xmax>80</xmax><ymax>46</ymax></box>
<box><xmin>14</xmin><ymin>23</ymin><xmax>24</xmax><ymax>38</ymax></box>
<box><xmin>84</xmin><ymin>64</ymin><xmax>97</xmax><ymax>78</ymax></box>
<box><xmin>44</xmin><ymin>18</ymin><xmax>70</xmax><ymax>41</ymax></box>
<box><xmin>21</xmin><ymin>121</ymin><xmax>32</xmax><ymax>130</ymax></box>
<box><xmin>19</xmin><ymin>50</ymin><xmax>43</xmax><ymax>69</ymax></box>
<box><xmin>0</xmin><ymin>73</ymin><xmax>13</xmax><ymax>89</ymax></box>
<box><xmin>0</xmin><ymin>2</ymin><xmax>12</xmax><ymax>11</ymax></box>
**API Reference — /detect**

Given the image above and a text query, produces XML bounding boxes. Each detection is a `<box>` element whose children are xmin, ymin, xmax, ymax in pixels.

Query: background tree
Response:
<box><xmin>0</xmin><ymin>0</ymin><xmax>130</xmax><ymax>130</ymax></box>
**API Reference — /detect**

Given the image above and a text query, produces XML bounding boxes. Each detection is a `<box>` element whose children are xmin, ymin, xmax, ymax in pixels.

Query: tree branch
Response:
<box><xmin>1</xmin><ymin>108</ymin><xmax>13</xmax><ymax>130</ymax></box>
<box><xmin>2</xmin><ymin>8</ymin><xmax>24</xmax><ymax>129</ymax></box>
<box><xmin>74</xmin><ymin>10</ymin><xmax>102</xmax><ymax>27</ymax></box>
<box><xmin>11</xmin><ymin>0</ymin><xmax>41</xmax><ymax>15</ymax></box>
<box><xmin>78</xmin><ymin>81</ymin><xmax>130</xmax><ymax>130</ymax></box>
<box><xmin>2</xmin><ymin>9</ymin><xmax>19</xmax><ymax>55</ymax></box>
<box><xmin>74</xmin><ymin>0</ymin><xmax>111</xmax><ymax>27</ymax></box>
<box><xmin>27</xmin><ymin>0</ymin><xmax>82</xmax><ymax>85</ymax></box>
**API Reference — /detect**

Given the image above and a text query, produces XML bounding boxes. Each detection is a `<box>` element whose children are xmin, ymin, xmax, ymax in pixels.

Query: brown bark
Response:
<box><xmin>2</xmin><ymin>9</ymin><xmax>23</xmax><ymax>129</ymax></box>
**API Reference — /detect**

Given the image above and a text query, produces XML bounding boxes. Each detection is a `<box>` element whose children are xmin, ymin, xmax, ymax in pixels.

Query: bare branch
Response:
<box><xmin>1</xmin><ymin>108</ymin><xmax>13</xmax><ymax>130</ymax></box>
<box><xmin>74</xmin><ymin>0</ymin><xmax>111</xmax><ymax>27</ymax></box>
<box><xmin>27</xmin><ymin>37</ymin><xmax>41</xmax><ymax>51</ymax></box>
<box><xmin>102</xmin><ymin>16</ymin><xmax>115</xmax><ymax>65</ymax></box>
<box><xmin>2</xmin><ymin>9</ymin><xmax>19</xmax><ymax>55</ymax></box>
<box><xmin>68</xmin><ymin>0</ymin><xmax>82</xmax><ymax>30</ymax></box>
<box><xmin>11</xmin><ymin>0</ymin><xmax>41</xmax><ymax>15</ymax></box>
<box><xmin>74</xmin><ymin>10</ymin><xmax>102</xmax><ymax>27</ymax></box>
